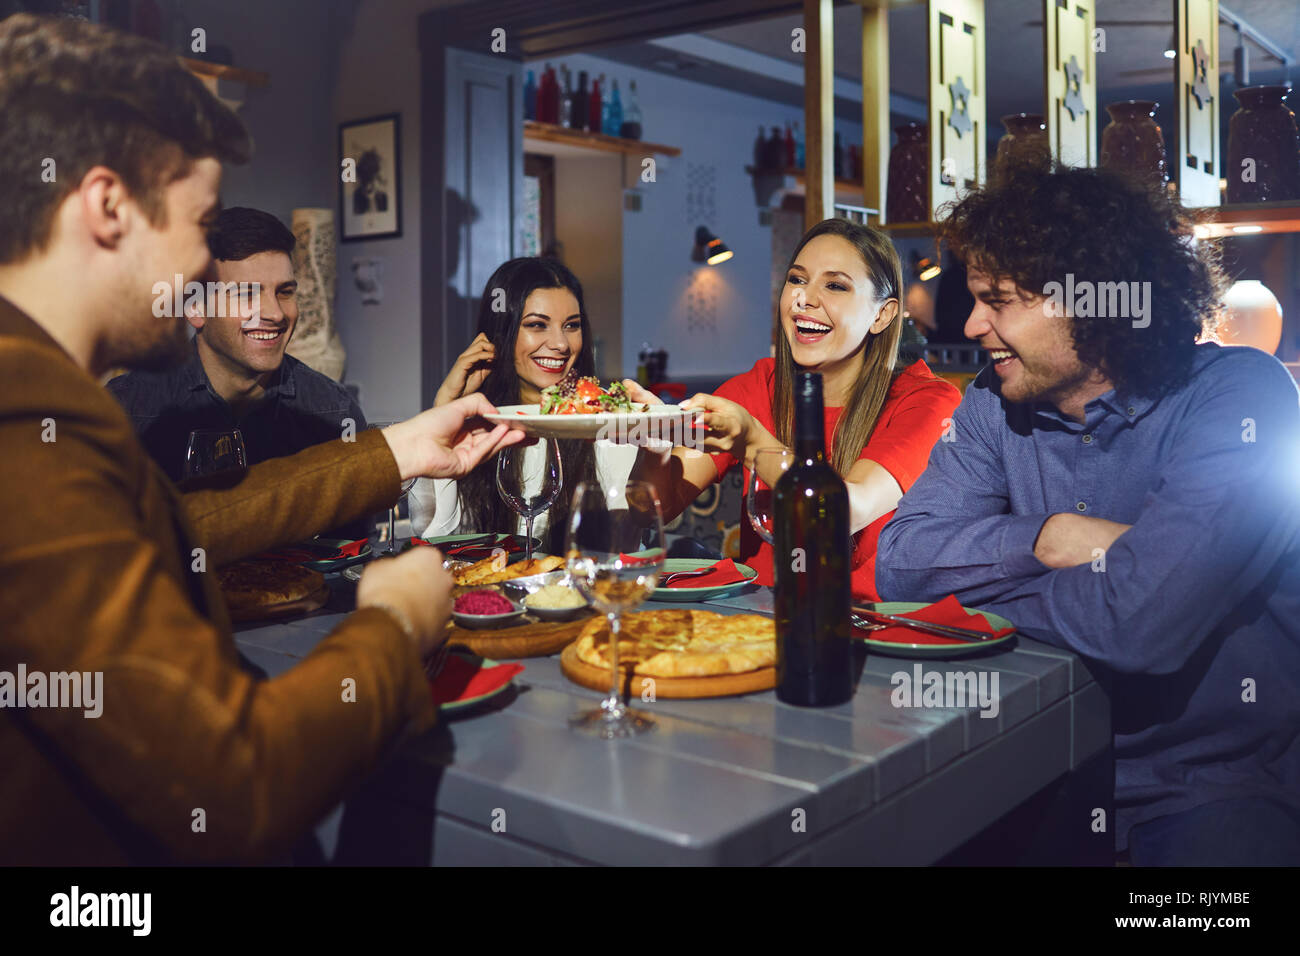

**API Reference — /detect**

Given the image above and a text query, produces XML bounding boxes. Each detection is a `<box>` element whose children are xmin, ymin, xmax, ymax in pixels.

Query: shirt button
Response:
<box><xmin>1126</xmin><ymin>406</ymin><xmax>1136</xmax><ymax>416</ymax></box>
<box><xmin>1076</xmin><ymin>501</ymin><xmax>1088</xmax><ymax>512</ymax></box>
<box><xmin>1082</xmin><ymin>434</ymin><xmax>1093</xmax><ymax>444</ymax></box>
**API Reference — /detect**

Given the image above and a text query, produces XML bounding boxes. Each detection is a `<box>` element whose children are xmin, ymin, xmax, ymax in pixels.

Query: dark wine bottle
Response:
<box><xmin>773</xmin><ymin>372</ymin><xmax>853</xmax><ymax>707</ymax></box>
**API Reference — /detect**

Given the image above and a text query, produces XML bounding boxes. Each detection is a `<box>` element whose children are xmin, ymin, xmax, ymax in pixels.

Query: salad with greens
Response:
<box><xmin>539</xmin><ymin>372</ymin><xmax>648</xmax><ymax>415</ymax></box>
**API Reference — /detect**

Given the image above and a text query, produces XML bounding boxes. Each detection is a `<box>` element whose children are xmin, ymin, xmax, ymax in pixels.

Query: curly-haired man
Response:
<box><xmin>877</xmin><ymin>164</ymin><xmax>1300</xmax><ymax>866</ymax></box>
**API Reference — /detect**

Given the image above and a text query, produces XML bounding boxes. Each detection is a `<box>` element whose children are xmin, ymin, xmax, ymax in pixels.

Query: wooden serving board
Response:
<box><xmin>447</xmin><ymin>612</ymin><xmax>597</xmax><ymax>659</ymax></box>
<box><xmin>227</xmin><ymin>585</ymin><xmax>331</xmax><ymax>623</ymax></box>
<box><xmin>560</xmin><ymin>643</ymin><xmax>776</xmax><ymax>699</ymax></box>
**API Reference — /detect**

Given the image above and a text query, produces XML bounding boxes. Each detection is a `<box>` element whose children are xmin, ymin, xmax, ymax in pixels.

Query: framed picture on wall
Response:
<box><xmin>339</xmin><ymin>113</ymin><xmax>401</xmax><ymax>242</ymax></box>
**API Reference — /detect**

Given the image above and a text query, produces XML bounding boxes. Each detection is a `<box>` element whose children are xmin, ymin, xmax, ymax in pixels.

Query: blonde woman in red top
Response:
<box><xmin>629</xmin><ymin>218</ymin><xmax>961</xmax><ymax>602</ymax></box>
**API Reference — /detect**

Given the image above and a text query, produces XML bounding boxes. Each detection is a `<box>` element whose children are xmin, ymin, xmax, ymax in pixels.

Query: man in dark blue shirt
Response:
<box><xmin>877</xmin><ymin>165</ymin><xmax>1300</xmax><ymax>866</ymax></box>
<box><xmin>109</xmin><ymin>207</ymin><xmax>369</xmax><ymax>535</ymax></box>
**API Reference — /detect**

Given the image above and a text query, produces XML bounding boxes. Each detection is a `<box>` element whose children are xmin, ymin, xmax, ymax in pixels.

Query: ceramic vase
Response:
<box><xmin>993</xmin><ymin>113</ymin><xmax>1049</xmax><ymax>182</ymax></box>
<box><xmin>1099</xmin><ymin>100</ymin><xmax>1167</xmax><ymax>187</ymax></box>
<box><xmin>887</xmin><ymin>123</ymin><xmax>929</xmax><ymax>223</ymax></box>
<box><xmin>1225</xmin><ymin>85</ymin><xmax>1300</xmax><ymax>203</ymax></box>
<box><xmin>287</xmin><ymin>208</ymin><xmax>347</xmax><ymax>381</ymax></box>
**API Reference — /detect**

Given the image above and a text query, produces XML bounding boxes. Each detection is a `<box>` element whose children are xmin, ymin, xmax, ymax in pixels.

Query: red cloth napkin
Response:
<box><xmin>255</xmin><ymin>538</ymin><xmax>368</xmax><ymax>563</ymax></box>
<box><xmin>857</xmin><ymin>595</ymin><xmax>1015</xmax><ymax>645</ymax></box>
<box><xmin>664</xmin><ymin>557</ymin><xmax>748</xmax><ymax>589</ymax></box>
<box><xmin>336</xmin><ymin>538</ymin><xmax>368</xmax><ymax>557</ymax></box>
<box><xmin>430</xmin><ymin>654</ymin><xmax>524</xmax><ymax>706</ymax></box>
<box><xmin>414</xmin><ymin>537</ymin><xmax>525</xmax><ymax>559</ymax></box>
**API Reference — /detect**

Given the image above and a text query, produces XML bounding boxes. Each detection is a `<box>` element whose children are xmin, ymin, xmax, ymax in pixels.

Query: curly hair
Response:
<box><xmin>938</xmin><ymin>163</ymin><xmax>1226</xmax><ymax>397</ymax></box>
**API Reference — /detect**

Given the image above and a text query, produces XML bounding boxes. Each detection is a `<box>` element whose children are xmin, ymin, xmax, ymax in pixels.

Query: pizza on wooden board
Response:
<box><xmin>217</xmin><ymin>559</ymin><xmax>326</xmax><ymax>617</ymax></box>
<box><xmin>572</xmin><ymin>609</ymin><xmax>776</xmax><ymax>678</ymax></box>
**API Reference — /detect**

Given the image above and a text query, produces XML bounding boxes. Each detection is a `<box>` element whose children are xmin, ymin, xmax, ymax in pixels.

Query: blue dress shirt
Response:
<box><xmin>877</xmin><ymin>343</ymin><xmax>1300</xmax><ymax>850</ymax></box>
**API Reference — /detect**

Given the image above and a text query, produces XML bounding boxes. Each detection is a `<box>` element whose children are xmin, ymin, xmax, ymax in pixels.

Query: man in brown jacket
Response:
<box><xmin>0</xmin><ymin>14</ymin><xmax>522</xmax><ymax>864</ymax></box>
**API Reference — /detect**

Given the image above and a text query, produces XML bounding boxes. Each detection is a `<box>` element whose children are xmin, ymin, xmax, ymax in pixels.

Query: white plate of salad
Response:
<box><xmin>483</xmin><ymin>375</ymin><xmax>700</xmax><ymax>440</ymax></box>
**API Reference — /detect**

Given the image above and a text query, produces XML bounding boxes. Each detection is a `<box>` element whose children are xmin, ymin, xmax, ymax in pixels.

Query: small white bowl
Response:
<box><xmin>526</xmin><ymin>602</ymin><xmax>591</xmax><ymax>622</ymax></box>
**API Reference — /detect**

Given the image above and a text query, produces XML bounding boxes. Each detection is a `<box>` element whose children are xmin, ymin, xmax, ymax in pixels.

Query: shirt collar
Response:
<box><xmin>186</xmin><ymin>338</ymin><xmax>296</xmax><ymax>399</ymax></box>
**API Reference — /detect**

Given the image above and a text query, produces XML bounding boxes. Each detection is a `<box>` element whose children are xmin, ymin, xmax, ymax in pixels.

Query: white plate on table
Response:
<box><xmin>482</xmin><ymin>404</ymin><xmax>698</xmax><ymax>440</ymax></box>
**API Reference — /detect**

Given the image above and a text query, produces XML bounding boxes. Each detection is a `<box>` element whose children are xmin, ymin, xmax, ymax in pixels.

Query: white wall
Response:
<box><xmin>331</xmin><ymin>0</ymin><xmax>461</xmax><ymax>422</ymax></box>
<box><xmin>533</xmin><ymin>51</ymin><xmax>863</xmax><ymax>381</ymax></box>
<box><xmin>553</xmin><ymin>155</ymin><xmax>625</xmax><ymax>380</ymax></box>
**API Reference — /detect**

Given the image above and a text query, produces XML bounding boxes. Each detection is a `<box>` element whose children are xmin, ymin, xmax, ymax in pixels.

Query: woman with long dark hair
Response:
<box><xmin>629</xmin><ymin>218</ymin><xmax>961</xmax><ymax>601</ymax></box>
<box><xmin>409</xmin><ymin>257</ymin><xmax>635</xmax><ymax>551</ymax></box>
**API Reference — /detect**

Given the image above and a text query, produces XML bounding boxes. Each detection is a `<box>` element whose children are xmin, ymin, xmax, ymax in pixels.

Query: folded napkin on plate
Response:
<box><xmin>859</xmin><ymin>595</ymin><xmax>1014</xmax><ymax>645</ymax></box>
<box><xmin>444</xmin><ymin>535</ymin><xmax>525</xmax><ymax>556</ymax></box>
<box><xmin>430</xmin><ymin>654</ymin><xmax>524</xmax><ymax>706</ymax></box>
<box><xmin>664</xmin><ymin>557</ymin><xmax>748</xmax><ymax>589</ymax></box>
<box><xmin>255</xmin><ymin>538</ymin><xmax>368</xmax><ymax>563</ymax></box>
<box><xmin>418</xmin><ymin>536</ymin><xmax>526</xmax><ymax>558</ymax></box>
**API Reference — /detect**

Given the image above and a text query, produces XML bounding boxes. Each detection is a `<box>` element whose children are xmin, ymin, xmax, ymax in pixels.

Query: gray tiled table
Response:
<box><xmin>235</xmin><ymin>575</ymin><xmax>1112</xmax><ymax>866</ymax></box>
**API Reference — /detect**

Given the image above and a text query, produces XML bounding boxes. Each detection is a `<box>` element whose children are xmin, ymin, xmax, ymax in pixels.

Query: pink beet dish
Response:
<box><xmin>454</xmin><ymin>591</ymin><xmax>515</xmax><ymax>616</ymax></box>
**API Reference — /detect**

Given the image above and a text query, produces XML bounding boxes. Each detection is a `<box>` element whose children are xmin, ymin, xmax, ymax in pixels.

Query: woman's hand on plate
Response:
<box><xmin>680</xmin><ymin>393</ymin><xmax>754</xmax><ymax>459</ymax></box>
<box><xmin>620</xmin><ymin>379</ymin><xmax>663</xmax><ymax>406</ymax></box>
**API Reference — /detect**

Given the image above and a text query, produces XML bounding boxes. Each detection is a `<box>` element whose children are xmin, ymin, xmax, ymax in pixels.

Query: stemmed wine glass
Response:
<box><xmin>183</xmin><ymin>428</ymin><xmax>247</xmax><ymax>480</ymax></box>
<box><xmin>566</xmin><ymin>480</ymin><xmax>665</xmax><ymax>738</ymax></box>
<box><xmin>496</xmin><ymin>438</ymin><xmax>562</xmax><ymax>562</ymax></box>
<box><xmin>746</xmin><ymin>448</ymin><xmax>796</xmax><ymax>545</ymax></box>
<box><xmin>369</xmin><ymin>422</ymin><xmax>417</xmax><ymax>554</ymax></box>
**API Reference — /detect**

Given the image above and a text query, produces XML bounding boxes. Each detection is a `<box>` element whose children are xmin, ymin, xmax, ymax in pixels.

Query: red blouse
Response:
<box><xmin>709</xmin><ymin>358</ymin><xmax>961</xmax><ymax>602</ymax></box>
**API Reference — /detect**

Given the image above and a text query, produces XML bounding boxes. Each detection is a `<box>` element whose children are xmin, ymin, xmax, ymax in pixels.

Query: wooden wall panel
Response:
<box><xmin>860</xmin><ymin>2</ymin><xmax>890</xmax><ymax>219</ymax></box>
<box><xmin>1175</xmin><ymin>0</ymin><xmax>1220</xmax><ymax>207</ymax></box>
<box><xmin>804</xmin><ymin>0</ymin><xmax>835</xmax><ymax>229</ymax></box>
<box><xmin>1043</xmin><ymin>0</ymin><xmax>1096</xmax><ymax>168</ymax></box>
<box><xmin>928</xmin><ymin>0</ymin><xmax>986</xmax><ymax>219</ymax></box>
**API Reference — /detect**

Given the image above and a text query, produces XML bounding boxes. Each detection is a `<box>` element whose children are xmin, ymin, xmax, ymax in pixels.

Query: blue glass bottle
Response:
<box><xmin>524</xmin><ymin>69</ymin><xmax>537</xmax><ymax>121</ymax></box>
<box><xmin>606</xmin><ymin>79</ymin><xmax>624</xmax><ymax>136</ymax></box>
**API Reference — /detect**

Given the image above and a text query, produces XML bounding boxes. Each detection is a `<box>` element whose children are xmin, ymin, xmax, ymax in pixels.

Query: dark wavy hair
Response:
<box><xmin>938</xmin><ymin>162</ymin><xmax>1226</xmax><ymax>397</ymax></box>
<box><xmin>456</xmin><ymin>258</ymin><xmax>597</xmax><ymax>553</ymax></box>
<box><xmin>207</xmin><ymin>207</ymin><xmax>295</xmax><ymax>261</ymax></box>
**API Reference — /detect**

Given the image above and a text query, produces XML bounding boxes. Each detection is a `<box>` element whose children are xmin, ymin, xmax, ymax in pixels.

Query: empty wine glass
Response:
<box><xmin>566</xmin><ymin>480</ymin><xmax>664</xmax><ymax>738</ymax></box>
<box><xmin>369</xmin><ymin>421</ymin><xmax>417</xmax><ymax>554</ymax></box>
<box><xmin>183</xmin><ymin>428</ymin><xmax>247</xmax><ymax>480</ymax></box>
<box><xmin>746</xmin><ymin>448</ymin><xmax>796</xmax><ymax>545</ymax></box>
<box><xmin>496</xmin><ymin>438</ymin><xmax>562</xmax><ymax>561</ymax></box>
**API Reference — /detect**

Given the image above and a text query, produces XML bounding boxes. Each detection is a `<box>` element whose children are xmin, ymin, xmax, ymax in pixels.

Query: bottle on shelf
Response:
<box><xmin>620</xmin><ymin>79</ymin><xmax>643</xmax><ymax>139</ymax></box>
<box><xmin>589</xmin><ymin>73</ymin><xmax>603</xmax><ymax>135</ymax></box>
<box><xmin>784</xmin><ymin>123</ymin><xmax>795</xmax><ymax>169</ymax></box>
<box><xmin>773</xmin><ymin>372</ymin><xmax>853</xmax><ymax>708</ymax></box>
<box><xmin>793</xmin><ymin>120</ymin><xmax>805</xmax><ymax>169</ymax></box>
<box><xmin>539</xmin><ymin>63</ymin><xmax>557</xmax><ymax>124</ymax></box>
<box><xmin>575</xmin><ymin>70</ymin><xmax>590</xmax><ymax>131</ymax></box>
<box><xmin>605</xmin><ymin>78</ymin><xmax>623</xmax><ymax>137</ymax></box>
<box><xmin>833</xmin><ymin>131</ymin><xmax>845</xmax><ymax>181</ymax></box>
<box><xmin>523</xmin><ymin>69</ymin><xmax>537</xmax><ymax>121</ymax></box>
<box><xmin>847</xmin><ymin>144</ymin><xmax>859</xmax><ymax>182</ymax></box>
<box><xmin>559</xmin><ymin>66</ymin><xmax>575</xmax><ymax>129</ymax></box>
<box><xmin>765</xmin><ymin>126</ymin><xmax>783</xmax><ymax>170</ymax></box>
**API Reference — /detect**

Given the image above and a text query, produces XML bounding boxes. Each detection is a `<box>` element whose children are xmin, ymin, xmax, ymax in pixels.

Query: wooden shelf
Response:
<box><xmin>881</xmin><ymin>221</ymin><xmax>939</xmax><ymax>236</ymax></box>
<box><xmin>879</xmin><ymin>203</ymin><xmax>1300</xmax><ymax>240</ymax></box>
<box><xmin>1193</xmin><ymin>202</ymin><xmax>1300</xmax><ymax>238</ymax></box>
<box><xmin>745</xmin><ymin>166</ymin><xmax>867</xmax><ymax>198</ymax></box>
<box><xmin>524</xmin><ymin>121</ymin><xmax>679</xmax><ymax>157</ymax></box>
<box><xmin>179</xmin><ymin>56</ymin><xmax>269</xmax><ymax>88</ymax></box>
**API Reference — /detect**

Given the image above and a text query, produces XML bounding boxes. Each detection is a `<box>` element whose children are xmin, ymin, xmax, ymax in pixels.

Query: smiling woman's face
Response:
<box><xmin>513</xmin><ymin>287</ymin><xmax>583</xmax><ymax>403</ymax></box>
<box><xmin>779</xmin><ymin>233</ymin><xmax>888</xmax><ymax>369</ymax></box>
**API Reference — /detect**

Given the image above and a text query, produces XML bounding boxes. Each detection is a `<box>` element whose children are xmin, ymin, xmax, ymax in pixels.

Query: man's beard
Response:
<box><xmin>97</xmin><ymin>314</ymin><xmax>192</xmax><ymax>374</ymax></box>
